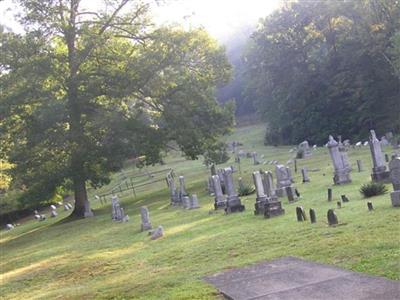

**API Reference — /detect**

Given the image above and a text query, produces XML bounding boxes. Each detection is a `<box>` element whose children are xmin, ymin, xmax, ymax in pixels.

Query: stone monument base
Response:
<box><xmin>225</xmin><ymin>196</ymin><xmax>245</xmax><ymax>213</ymax></box>
<box><xmin>390</xmin><ymin>191</ymin><xmax>400</xmax><ymax>207</ymax></box>
<box><xmin>276</xmin><ymin>186</ymin><xmax>295</xmax><ymax>197</ymax></box>
<box><xmin>333</xmin><ymin>171</ymin><xmax>351</xmax><ymax>185</ymax></box>
<box><xmin>371</xmin><ymin>171</ymin><xmax>390</xmax><ymax>182</ymax></box>
<box><xmin>214</xmin><ymin>199</ymin><xmax>226</xmax><ymax>210</ymax></box>
<box><xmin>254</xmin><ymin>196</ymin><xmax>268</xmax><ymax>215</ymax></box>
<box><xmin>264</xmin><ymin>201</ymin><xmax>285</xmax><ymax>218</ymax></box>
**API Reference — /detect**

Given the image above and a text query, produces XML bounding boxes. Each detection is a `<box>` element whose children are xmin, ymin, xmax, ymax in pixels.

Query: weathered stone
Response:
<box><xmin>83</xmin><ymin>200</ymin><xmax>94</xmax><ymax>218</ymax></box>
<box><xmin>309</xmin><ymin>208</ymin><xmax>316</xmax><ymax>223</ymax></box>
<box><xmin>301</xmin><ymin>168</ymin><xmax>310</xmax><ymax>183</ymax></box>
<box><xmin>294</xmin><ymin>159</ymin><xmax>298</xmax><ymax>173</ymax></box>
<box><xmin>369</xmin><ymin>130</ymin><xmax>390</xmax><ymax>182</ymax></box>
<box><xmin>367</xmin><ymin>201</ymin><xmax>374</xmax><ymax>211</ymax></box>
<box><xmin>182</xmin><ymin>196</ymin><xmax>191</xmax><ymax>209</ymax></box>
<box><xmin>212</xmin><ymin>175</ymin><xmax>226</xmax><ymax>210</ymax></box>
<box><xmin>252</xmin><ymin>152</ymin><xmax>260</xmax><ymax>165</ymax></box>
<box><xmin>50</xmin><ymin>205</ymin><xmax>56</xmax><ymax>210</ymax></box>
<box><xmin>275</xmin><ymin>164</ymin><xmax>295</xmax><ymax>197</ymax></box>
<box><xmin>338</xmin><ymin>136</ymin><xmax>351</xmax><ymax>172</ymax></box>
<box><xmin>6</xmin><ymin>224</ymin><xmax>14</xmax><ymax>230</ymax></box>
<box><xmin>111</xmin><ymin>195</ymin><xmax>126</xmax><ymax>221</ymax></box>
<box><xmin>296</xmin><ymin>206</ymin><xmax>306</xmax><ymax>221</ymax></box>
<box><xmin>253</xmin><ymin>171</ymin><xmax>268</xmax><ymax>215</ymax></box>
<box><xmin>189</xmin><ymin>194</ymin><xmax>200</xmax><ymax>209</ymax></box>
<box><xmin>264</xmin><ymin>201</ymin><xmax>285</xmax><ymax>218</ymax></box>
<box><xmin>327</xmin><ymin>209</ymin><xmax>338</xmax><ymax>225</ymax></box>
<box><xmin>178</xmin><ymin>176</ymin><xmax>188</xmax><ymax>201</ymax></box>
<box><xmin>50</xmin><ymin>210</ymin><xmax>58</xmax><ymax>218</ymax></box>
<box><xmin>167</xmin><ymin>173</ymin><xmax>180</xmax><ymax>205</ymax></box>
<box><xmin>223</xmin><ymin>167</ymin><xmax>245</xmax><ymax>213</ymax></box>
<box><xmin>286</xmin><ymin>186</ymin><xmax>297</xmax><ymax>203</ymax></box>
<box><xmin>337</xmin><ymin>201</ymin><xmax>342</xmax><ymax>209</ymax></box>
<box><xmin>341</xmin><ymin>195</ymin><xmax>349</xmax><ymax>202</ymax></box>
<box><xmin>327</xmin><ymin>188</ymin><xmax>332</xmax><ymax>202</ymax></box>
<box><xmin>357</xmin><ymin>160</ymin><xmax>363</xmax><ymax>172</ymax></box>
<box><xmin>150</xmin><ymin>225</ymin><xmax>164</xmax><ymax>240</ymax></box>
<box><xmin>327</xmin><ymin>135</ymin><xmax>351</xmax><ymax>185</ymax></box>
<box><xmin>140</xmin><ymin>206</ymin><xmax>152</xmax><ymax>231</ymax></box>
<box><xmin>389</xmin><ymin>156</ymin><xmax>400</xmax><ymax>207</ymax></box>
<box><xmin>64</xmin><ymin>204</ymin><xmax>70</xmax><ymax>211</ymax></box>
<box><xmin>297</xmin><ymin>141</ymin><xmax>312</xmax><ymax>159</ymax></box>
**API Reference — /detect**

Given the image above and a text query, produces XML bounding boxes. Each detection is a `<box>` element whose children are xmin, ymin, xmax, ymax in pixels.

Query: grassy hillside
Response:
<box><xmin>1</xmin><ymin>124</ymin><xmax>399</xmax><ymax>300</ymax></box>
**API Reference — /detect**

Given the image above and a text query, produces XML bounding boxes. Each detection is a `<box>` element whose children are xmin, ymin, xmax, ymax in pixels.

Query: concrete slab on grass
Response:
<box><xmin>204</xmin><ymin>256</ymin><xmax>400</xmax><ymax>300</ymax></box>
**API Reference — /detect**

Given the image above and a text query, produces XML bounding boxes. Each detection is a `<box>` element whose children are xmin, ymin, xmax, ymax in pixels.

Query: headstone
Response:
<box><xmin>309</xmin><ymin>209</ymin><xmax>316</xmax><ymax>223</ymax></box>
<box><xmin>210</xmin><ymin>164</ymin><xmax>217</xmax><ymax>176</ymax></box>
<box><xmin>381</xmin><ymin>136</ymin><xmax>389</xmax><ymax>146</ymax></box>
<box><xmin>140</xmin><ymin>206</ymin><xmax>152</xmax><ymax>231</ymax></box>
<box><xmin>178</xmin><ymin>176</ymin><xmax>188</xmax><ymax>201</ymax></box>
<box><xmin>84</xmin><ymin>200</ymin><xmax>94</xmax><ymax>218</ymax></box>
<box><xmin>385</xmin><ymin>153</ymin><xmax>389</xmax><ymax>163</ymax></box>
<box><xmin>275</xmin><ymin>164</ymin><xmax>295</xmax><ymax>197</ymax></box>
<box><xmin>341</xmin><ymin>195</ymin><xmax>349</xmax><ymax>202</ymax></box>
<box><xmin>67</xmin><ymin>203</ymin><xmax>73</xmax><ymax>209</ymax></box>
<box><xmin>327</xmin><ymin>209</ymin><xmax>338</xmax><ymax>226</ymax></box>
<box><xmin>297</xmin><ymin>141</ymin><xmax>312</xmax><ymax>159</ymax></box>
<box><xmin>356</xmin><ymin>141</ymin><xmax>362</xmax><ymax>147</ymax></box>
<box><xmin>369</xmin><ymin>130</ymin><xmax>390</xmax><ymax>182</ymax></box>
<box><xmin>389</xmin><ymin>157</ymin><xmax>400</xmax><ymax>207</ymax></box>
<box><xmin>252</xmin><ymin>152</ymin><xmax>260</xmax><ymax>165</ymax></box>
<box><xmin>259</xmin><ymin>171</ymin><xmax>285</xmax><ymax>218</ymax></box>
<box><xmin>111</xmin><ymin>195</ymin><xmax>125</xmax><ymax>221</ymax></box>
<box><xmin>338</xmin><ymin>136</ymin><xmax>351</xmax><ymax>172</ymax></box>
<box><xmin>212</xmin><ymin>175</ymin><xmax>226</xmax><ymax>210</ymax></box>
<box><xmin>64</xmin><ymin>204</ymin><xmax>70</xmax><ymax>211</ymax></box>
<box><xmin>253</xmin><ymin>171</ymin><xmax>268</xmax><ymax>215</ymax></box>
<box><xmin>167</xmin><ymin>173</ymin><xmax>180</xmax><ymax>205</ymax></box>
<box><xmin>39</xmin><ymin>214</ymin><xmax>46</xmax><ymax>221</ymax></box>
<box><xmin>328</xmin><ymin>188</ymin><xmax>332</xmax><ymax>201</ymax></box>
<box><xmin>327</xmin><ymin>135</ymin><xmax>352</xmax><ymax>185</ymax></box>
<box><xmin>294</xmin><ymin>188</ymin><xmax>300</xmax><ymax>198</ymax></box>
<box><xmin>294</xmin><ymin>159</ymin><xmax>298</xmax><ymax>173</ymax></box>
<box><xmin>182</xmin><ymin>196</ymin><xmax>191</xmax><ymax>209</ymax></box>
<box><xmin>363</xmin><ymin>141</ymin><xmax>369</xmax><ymax>146</ymax></box>
<box><xmin>301</xmin><ymin>168</ymin><xmax>310</xmax><ymax>183</ymax></box>
<box><xmin>286</xmin><ymin>186</ymin><xmax>297</xmax><ymax>203</ymax></box>
<box><xmin>357</xmin><ymin>160</ymin><xmax>363</xmax><ymax>172</ymax></box>
<box><xmin>207</xmin><ymin>177</ymin><xmax>214</xmax><ymax>195</ymax></box>
<box><xmin>223</xmin><ymin>167</ymin><xmax>245</xmax><ymax>213</ymax></box>
<box><xmin>189</xmin><ymin>194</ymin><xmax>200</xmax><ymax>209</ymax></box>
<box><xmin>296</xmin><ymin>206</ymin><xmax>306</xmax><ymax>221</ymax></box>
<box><xmin>217</xmin><ymin>169</ymin><xmax>226</xmax><ymax>194</ymax></box>
<box><xmin>50</xmin><ymin>210</ymin><xmax>58</xmax><ymax>218</ymax></box>
<box><xmin>34</xmin><ymin>214</ymin><xmax>41</xmax><ymax>220</ymax></box>
<box><xmin>367</xmin><ymin>201</ymin><xmax>374</xmax><ymax>211</ymax></box>
<box><xmin>6</xmin><ymin>224</ymin><xmax>14</xmax><ymax>230</ymax></box>
<box><xmin>50</xmin><ymin>205</ymin><xmax>56</xmax><ymax>210</ymax></box>
<box><xmin>150</xmin><ymin>225</ymin><xmax>164</xmax><ymax>240</ymax></box>
<box><xmin>337</xmin><ymin>201</ymin><xmax>342</xmax><ymax>209</ymax></box>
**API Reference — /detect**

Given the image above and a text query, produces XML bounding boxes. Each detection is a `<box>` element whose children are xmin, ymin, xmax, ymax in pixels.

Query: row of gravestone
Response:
<box><xmin>166</xmin><ymin>172</ymin><xmax>200</xmax><ymax>209</ymax></box>
<box><xmin>110</xmin><ymin>195</ymin><xmax>164</xmax><ymax>240</ymax></box>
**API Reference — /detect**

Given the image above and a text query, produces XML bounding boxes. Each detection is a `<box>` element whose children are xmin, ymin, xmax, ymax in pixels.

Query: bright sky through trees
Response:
<box><xmin>0</xmin><ymin>0</ymin><xmax>281</xmax><ymax>40</ymax></box>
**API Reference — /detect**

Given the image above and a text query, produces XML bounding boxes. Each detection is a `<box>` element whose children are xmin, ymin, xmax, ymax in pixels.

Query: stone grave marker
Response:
<box><xmin>212</xmin><ymin>175</ymin><xmax>226</xmax><ymax>210</ymax></box>
<box><xmin>301</xmin><ymin>168</ymin><xmax>310</xmax><ymax>183</ymax></box>
<box><xmin>341</xmin><ymin>195</ymin><xmax>349</xmax><ymax>202</ymax></box>
<box><xmin>369</xmin><ymin>130</ymin><xmax>390</xmax><ymax>182</ymax></box>
<box><xmin>252</xmin><ymin>171</ymin><xmax>268</xmax><ymax>215</ymax></box>
<box><xmin>150</xmin><ymin>225</ymin><xmax>164</xmax><ymax>240</ymax></box>
<box><xmin>357</xmin><ymin>160</ymin><xmax>363</xmax><ymax>172</ymax></box>
<box><xmin>223</xmin><ymin>167</ymin><xmax>245</xmax><ymax>213</ymax></box>
<box><xmin>297</xmin><ymin>140</ymin><xmax>312</xmax><ymax>159</ymax></box>
<box><xmin>327</xmin><ymin>188</ymin><xmax>333</xmax><ymax>201</ymax></box>
<box><xmin>367</xmin><ymin>201</ymin><xmax>374</xmax><ymax>211</ymax></box>
<box><xmin>140</xmin><ymin>206</ymin><xmax>152</xmax><ymax>231</ymax></box>
<box><xmin>309</xmin><ymin>208</ymin><xmax>316</xmax><ymax>223</ymax></box>
<box><xmin>337</xmin><ymin>201</ymin><xmax>342</xmax><ymax>209</ymax></box>
<box><xmin>275</xmin><ymin>164</ymin><xmax>295</xmax><ymax>197</ymax></box>
<box><xmin>6</xmin><ymin>224</ymin><xmax>14</xmax><ymax>230</ymax></box>
<box><xmin>327</xmin><ymin>209</ymin><xmax>338</xmax><ymax>225</ymax></box>
<box><xmin>286</xmin><ymin>186</ymin><xmax>297</xmax><ymax>203</ymax></box>
<box><xmin>389</xmin><ymin>156</ymin><xmax>400</xmax><ymax>207</ymax></box>
<box><xmin>327</xmin><ymin>135</ymin><xmax>351</xmax><ymax>185</ymax></box>
<box><xmin>189</xmin><ymin>194</ymin><xmax>200</xmax><ymax>209</ymax></box>
<box><xmin>296</xmin><ymin>206</ymin><xmax>306</xmax><ymax>221</ymax></box>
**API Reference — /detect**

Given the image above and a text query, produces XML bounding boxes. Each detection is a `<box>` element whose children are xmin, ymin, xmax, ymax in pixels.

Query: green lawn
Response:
<box><xmin>1</xmin><ymin>124</ymin><xmax>399</xmax><ymax>299</ymax></box>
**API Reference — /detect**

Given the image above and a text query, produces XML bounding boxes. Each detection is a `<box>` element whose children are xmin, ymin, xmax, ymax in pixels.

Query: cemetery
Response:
<box><xmin>1</xmin><ymin>124</ymin><xmax>400</xmax><ymax>299</ymax></box>
<box><xmin>0</xmin><ymin>0</ymin><xmax>399</xmax><ymax>299</ymax></box>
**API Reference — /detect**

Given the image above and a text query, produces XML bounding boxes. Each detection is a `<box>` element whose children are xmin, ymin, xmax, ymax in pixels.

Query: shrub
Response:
<box><xmin>238</xmin><ymin>183</ymin><xmax>255</xmax><ymax>196</ymax></box>
<box><xmin>360</xmin><ymin>182</ymin><xmax>388</xmax><ymax>198</ymax></box>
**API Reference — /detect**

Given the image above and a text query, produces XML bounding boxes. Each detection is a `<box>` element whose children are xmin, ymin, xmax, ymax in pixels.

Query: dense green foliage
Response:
<box><xmin>360</xmin><ymin>181</ymin><xmax>388</xmax><ymax>198</ymax></box>
<box><xmin>244</xmin><ymin>0</ymin><xmax>400</xmax><ymax>145</ymax></box>
<box><xmin>0</xmin><ymin>1</ymin><xmax>234</xmax><ymax>215</ymax></box>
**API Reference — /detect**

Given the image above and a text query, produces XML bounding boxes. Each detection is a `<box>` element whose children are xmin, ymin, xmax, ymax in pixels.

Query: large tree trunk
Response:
<box><xmin>71</xmin><ymin>176</ymin><xmax>90</xmax><ymax>217</ymax></box>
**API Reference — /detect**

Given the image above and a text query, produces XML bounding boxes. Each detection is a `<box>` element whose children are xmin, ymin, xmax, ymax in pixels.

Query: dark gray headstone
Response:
<box><xmin>296</xmin><ymin>206</ymin><xmax>306</xmax><ymax>222</ymax></box>
<box><xmin>337</xmin><ymin>201</ymin><xmax>342</xmax><ymax>209</ymax></box>
<box><xmin>309</xmin><ymin>208</ymin><xmax>316</xmax><ymax>223</ymax></box>
<box><xmin>341</xmin><ymin>195</ymin><xmax>349</xmax><ymax>202</ymax></box>
<box><xmin>327</xmin><ymin>209</ymin><xmax>338</xmax><ymax>226</ymax></box>
<box><xmin>367</xmin><ymin>201</ymin><xmax>374</xmax><ymax>211</ymax></box>
<box><xmin>328</xmin><ymin>188</ymin><xmax>332</xmax><ymax>201</ymax></box>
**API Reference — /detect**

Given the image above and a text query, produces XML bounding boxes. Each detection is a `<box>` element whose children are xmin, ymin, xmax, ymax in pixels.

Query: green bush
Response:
<box><xmin>360</xmin><ymin>182</ymin><xmax>388</xmax><ymax>198</ymax></box>
<box><xmin>238</xmin><ymin>183</ymin><xmax>255</xmax><ymax>196</ymax></box>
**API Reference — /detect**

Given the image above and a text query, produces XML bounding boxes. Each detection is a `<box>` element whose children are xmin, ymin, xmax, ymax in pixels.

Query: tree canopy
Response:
<box><xmin>0</xmin><ymin>0</ymin><xmax>234</xmax><ymax>216</ymax></box>
<box><xmin>243</xmin><ymin>0</ymin><xmax>400</xmax><ymax>145</ymax></box>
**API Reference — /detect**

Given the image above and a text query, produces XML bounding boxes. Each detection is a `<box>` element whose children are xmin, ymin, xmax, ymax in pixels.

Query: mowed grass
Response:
<box><xmin>1</xmin><ymin>124</ymin><xmax>399</xmax><ymax>299</ymax></box>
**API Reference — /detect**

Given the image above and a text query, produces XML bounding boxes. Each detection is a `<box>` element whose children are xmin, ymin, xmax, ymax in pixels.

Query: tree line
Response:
<box><xmin>222</xmin><ymin>0</ymin><xmax>400</xmax><ymax>145</ymax></box>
